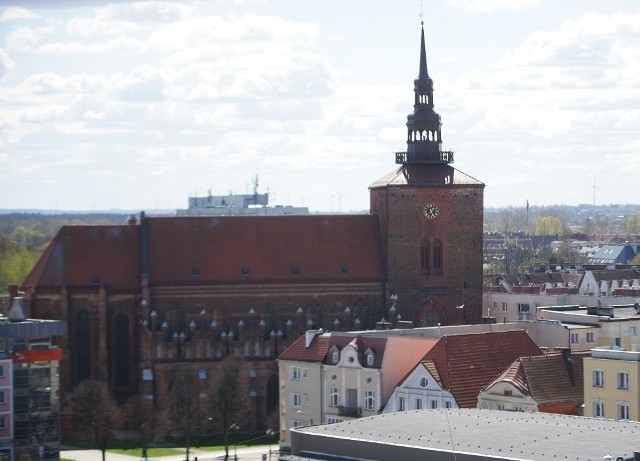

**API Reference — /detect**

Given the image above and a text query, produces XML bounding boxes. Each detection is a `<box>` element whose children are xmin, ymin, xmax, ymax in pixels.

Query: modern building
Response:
<box><xmin>282</xmin><ymin>409</ymin><xmax>640</xmax><ymax>461</ymax></box>
<box><xmin>18</xmin><ymin>22</ymin><xmax>484</xmax><ymax>432</ymax></box>
<box><xmin>0</xmin><ymin>297</ymin><xmax>66</xmax><ymax>461</ymax></box>
<box><xmin>584</xmin><ymin>346</ymin><xmax>640</xmax><ymax>421</ymax></box>
<box><xmin>477</xmin><ymin>349</ymin><xmax>589</xmax><ymax>415</ymax></box>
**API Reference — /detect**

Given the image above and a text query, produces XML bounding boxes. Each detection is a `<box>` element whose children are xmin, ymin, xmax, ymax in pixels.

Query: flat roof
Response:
<box><xmin>285</xmin><ymin>409</ymin><xmax>640</xmax><ymax>461</ymax></box>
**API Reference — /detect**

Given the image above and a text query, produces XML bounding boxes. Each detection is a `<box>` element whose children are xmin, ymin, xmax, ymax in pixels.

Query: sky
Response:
<box><xmin>1</xmin><ymin>0</ymin><xmax>639</xmax><ymax>213</ymax></box>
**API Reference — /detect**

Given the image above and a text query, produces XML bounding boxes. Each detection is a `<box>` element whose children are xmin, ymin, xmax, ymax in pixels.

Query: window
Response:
<box><xmin>0</xmin><ymin>391</ymin><xmax>4</xmax><ymax>404</ymax></box>
<box><xmin>517</xmin><ymin>304</ymin><xmax>530</xmax><ymax>319</ymax></box>
<box><xmin>593</xmin><ymin>401</ymin><xmax>605</xmax><ymax>418</ymax></box>
<box><xmin>142</xmin><ymin>369</ymin><xmax>153</xmax><ymax>381</ymax></box>
<box><xmin>364</xmin><ymin>390</ymin><xmax>375</xmax><ymax>411</ymax></box>
<box><xmin>291</xmin><ymin>393</ymin><xmax>302</xmax><ymax>408</ymax></box>
<box><xmin>398</xmin><ymin>396</ymin><xmax>406</xmax><ymax>411</ymax></box>
<box><xmin>501</xmin><ymin>302</ymin><xmax>508</xmax><ymax>312</ymax></box>
<box><xmin>366</xmin><ymin>354</ymin><xmax>374</xmax><ymax>366</ymax></box>
<box><xmin>332</xmin><ymin>351</ymin><xmax>339</xmax><ymax>363</ymax></box>
<box><xmin>504</xmin><ymin>389</ymin><xmax>512</xmax><ymax>396</ymax></box>
<box><xmin>586</xmin><ymin>332</ymin><xmax>595</xmax><ymax>343</ymax></box>
<box><xmin>433</xmin><ymin>239</ymin><xmax>443</xmax><ymax>274</ymax></box>
<box><xmin>618</xmin><ymin>371</ymin><xmax>629</xmax><ymax>389</ymax></box>
<box><xmin>497</xmin><ymin>404</ymin><xmax>505</xmax><ymax>410</ymax></box>
<box><xmin>329</xmin><ymin>387</ymin><xmax>339</xmax><ymax>407</ymax></box>
<box><xmin>419</xmin><ymin>376</ymin><xmax>428</xmax><ymax>388</ymax></box>
<box><xmin>420</xmin><ymin>242</ymin><xmax>430</xmax><ymax>274</ymax></box>
<box><xmin>327</xmin><ymin>417</ymin><xmax>343</xmax><ymax>424</ymax></box>
<box><xmin>415</xmin><ymin>398</ymin><xmax>423</xmax><ymax>410</ymax></box>
<box><xmin>593</xmin><ymin>369</ymin><xmax>604</xmax><ymax>387</ymax></box>
<box><xmin>198</xmin><ymin>369</ymin><xmax>207</xmax><ymax>380</ymax></box>
<box><xmin>0</xmin><ymin>339</ymin><xmax>5</xmax><ymax>351</ymax></box>
<box><xmin>431</xmin><ymin>400</ymin><xmax>438</xmax><ymax>409</ymax></box>
<box><xmin>302</xmin><ymin>368</ymin><xmax>308</xmax><ymax>378</ymax></box>
<box><xmin>0</xmin><ymin>417</ymin><xmax>4</xmax><ymax>430</ymax></box>
<box><xmin>618</xmin><ymin>403</ymin><xmax>630</xmax><ymax>420</ymax></box>
<box><xmin>445</xmin><ymin>401</ymin><xmax>452</xmax><ymax>409</ymax></box>
<box><xmin>570</xmin><ymin>333</ymin><xmax>580</xmax><ymax>344</ymax></box>
<box><xmin>613</xmin><ymin>337</ymin><xmax>622</xmax><ymax>348</ymax></box>
<box><xmin>0</xmin><ymin>365</ymin><xmax>4</xmax><ymax>378</ymax></box>
<box><xmin>290</xmin><ymin>366</ymin><xmax>301</xmax><ymax>381</ymax></box>
<box><xmin>630</xmin><ymin>326</ymin><xmax>638</xmax><ymax>336</ymax></box>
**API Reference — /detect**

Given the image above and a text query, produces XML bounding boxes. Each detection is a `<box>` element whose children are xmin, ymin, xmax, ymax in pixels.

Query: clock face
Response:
<box><xmin>423</xmin><ymin>204</ymin><xmax>439</xmax><ymax>219</ymax></box>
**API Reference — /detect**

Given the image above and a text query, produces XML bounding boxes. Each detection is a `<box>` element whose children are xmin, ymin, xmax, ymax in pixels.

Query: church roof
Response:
<box><xmin>22</xmin><ymin>214</ymin><xmax>385</xmax><ymax>291</ymax></box>
<box><xmin>369</xmin><ymin>164</ymin><xmax>484</xmax><ymax>189</ymax></box>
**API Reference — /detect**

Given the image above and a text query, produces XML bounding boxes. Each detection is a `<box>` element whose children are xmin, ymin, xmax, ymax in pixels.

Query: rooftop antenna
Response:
<box><xmin>592</xmin><ymin>177</ymin><xmax>597</xmax><ymax>208</ymax></box>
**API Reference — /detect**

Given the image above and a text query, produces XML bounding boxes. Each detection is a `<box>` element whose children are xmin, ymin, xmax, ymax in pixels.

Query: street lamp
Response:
<box><xmin>265</xmin><ymin>428</ymin><xmax>275</xmax><ymax>461</ymax></box>
<box><xmin>230</xmin><ymin>423</ymin><xmax>240</xmax><ymax>460</ymax></box>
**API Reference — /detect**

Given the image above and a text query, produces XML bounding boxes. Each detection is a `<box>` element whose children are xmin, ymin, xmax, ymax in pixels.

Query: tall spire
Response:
<box><xmin>395</xmin><ymin>23</ymin><xmax>453</xmax><ymax>166</ymax></box>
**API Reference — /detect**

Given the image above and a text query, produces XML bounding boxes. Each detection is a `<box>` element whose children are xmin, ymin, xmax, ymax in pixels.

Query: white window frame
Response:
<box><xmin>630</xmin><ymin>325</ymin><xmax>638</xmax><ymax>336</ymax></box>
<box><xmin>291</xmin><ymin>393</ymin><xmax>302</xmax><ymax>408</ymax></box>
<box><xmin>290</xmin><ymin>366</ymin><xmax>301</xmax><ymax>381</ymax></box>
<box><xmin>329</xmin><ymin>387</ymin><xmax>339</xmax><ymax>407</ymax></box>
<box><xmin>364</xmin><ymin>390</ymin><xmax>374</xmax><ymax>411</ymax></box>
<box><xmin>618</xmin><ymin>402</ymin><xmax>630</xmax><ymax>420</ymax></box>
<box><xmin>593</xmin><ymin>401</ymin><xmax>605</xmax><ymax>418</ymax></box>
<box><xmin>302</xmin><ymin>368</ymin><xmax>308</xmax><ymax>378</ymax></box>
<box><xmin>570</xmin><ymin>333</ymin><xmax>580</xmax><ymax>344</ymax></box>
<box><xmin>586</xmin><ymin>332</ymin><xmax>595</xmax><ymax>343</ymax></box>
<box><xmin>332</xmin><ymin>351</ymin><xmax>339</xmax><ymax>363</ymax></box>
<box><xmin>419</xmin><ymin>376</ymin><xmax>428</xmax><ymax>388</ymax></box>
<box><xmin>618</xmin><ymin>371</ymin><xmax>629</xmax><ymax>389</ymax></box>
<box><xmin>445</xmin><ymin>401</ymin><xmax>452</xmax><ymax>409</ymax></box>
<box><xmin>415</xmin><ymin>398</ymin><xmax>423</xmax><ymax>410</ymax></box>
<box><xmin>398</xmin><ymin>396</ymin><xmax>406</xmax><ymax>411</ymax></box>
<box><xmin>430</xmin><ymin>400</ymin><xmax>438</xmax><ymax>409</ymax></box>
<box><xmin>593</xmin><ymin>369</ymin><xmax>604</xmax><ymax>387</ymax></box>
<box><xmin>501</xmin><ymin>302</ymin><xmax>508</xmax><ymax>312</ymax></box>
<box><xmin>366</xmin><ymin>354</ymin><xmax>374</xmax><ymax>366</ymax></box>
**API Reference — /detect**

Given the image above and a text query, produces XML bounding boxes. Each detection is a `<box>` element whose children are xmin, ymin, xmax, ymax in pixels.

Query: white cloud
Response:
<box><xmin>448</xmin><ymin>0</ymin><xmax>539</xmax><ymax>12</ymax></box>
<box><xmin>0</xmin><ymin>6</ymin><xmax>38</xmax><ymax>22</ymax></box>
<box><xmin>6</xmin><ymin>25</ymin><xmax>52</xmax><ymax>52</ymax></box>
<box><xmin>0</xmin><ymin>48</ymin><xmax>15</xmax><ymax>78</ymax></box>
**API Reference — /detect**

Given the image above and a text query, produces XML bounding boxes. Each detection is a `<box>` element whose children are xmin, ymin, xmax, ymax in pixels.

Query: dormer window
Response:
<box><xmin>365</xmin><ymin>347</ymin><xmax>375</xmax><ymax>367</ymax></box>
<box><xmin>330</xmin><ymin>345</ymin><xmax>340</xmax><ymax>364</ymax></box>
<box><xmin>367</xmin><ymin>354</ymin><xmax>374</xmax><ymax>366</ymax></box>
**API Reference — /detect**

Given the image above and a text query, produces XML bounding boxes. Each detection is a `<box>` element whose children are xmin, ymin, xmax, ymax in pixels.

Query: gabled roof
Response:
<box><xmin>483</xmin><ymin>350</ymin><xmax>589</xmax><ymax>406</ymax></box>
<box><xmin>22</xmin><ymin>215</ymin><xmax>385</xmax><ymax>291</ymax></box>
<box><xmin>588</xmin><ymin>245</ymin><xmax>636</xmax><ymax>265</ymax></box>
<box><xmin>278</xmin><ymin>332</ymin><xmax>388</xmax><ymax>368</ymax></box>
<box><xmin>424</xmin><ymin>331</ymin><xmax>544</xmax><ymax>408</ymax></box>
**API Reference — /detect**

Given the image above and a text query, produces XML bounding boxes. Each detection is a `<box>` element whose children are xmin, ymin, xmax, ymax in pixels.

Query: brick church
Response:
<box><xmin>17</xmin><ymin>25</ymin><xmax>484</xmax><ymax>433</ymax></box>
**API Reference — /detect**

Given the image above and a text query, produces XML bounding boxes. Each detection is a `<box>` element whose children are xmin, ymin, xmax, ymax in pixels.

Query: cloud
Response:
<box><xmin>0</xmin><ymin>48</ymin><xmax>15</xmax><ymax>78</ymax></box>
<box><xmin>0</xmin><ymin>6</ymin><xmax>39</xmax><ymax>21</ymax></box>
<box><xmin>448</xmin><ymin>0</ymin><xmax>540</xmax><ymax>12</ymax></box>
<box><xmin>6</xmin><ymin>25</ymin><xmax>52</xmax><ymax>52</ymax></box>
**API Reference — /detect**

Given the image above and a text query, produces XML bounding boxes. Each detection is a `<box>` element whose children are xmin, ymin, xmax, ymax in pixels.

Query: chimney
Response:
<box><xmin>9</xmin><ymin>297</ymin><xmax>28</xmax><ymax>322</ymax></box>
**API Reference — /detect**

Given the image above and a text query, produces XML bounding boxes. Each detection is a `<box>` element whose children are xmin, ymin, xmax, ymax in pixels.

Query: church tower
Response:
<box><xmin>370</xmin><ymin>23</ymin><xmax>485</xmax><ymax>326</ymax></box>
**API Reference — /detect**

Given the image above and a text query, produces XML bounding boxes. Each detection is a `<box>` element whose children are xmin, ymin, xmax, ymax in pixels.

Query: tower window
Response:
<box><xmin>420</xmin><ymin>240</ymin><xmax>430</xmax><ymax>275</ymax></box>
<box><xmin>433</xmin><ymin>239</ymin><xmax>443</xmax><ymax>275</ymax></box>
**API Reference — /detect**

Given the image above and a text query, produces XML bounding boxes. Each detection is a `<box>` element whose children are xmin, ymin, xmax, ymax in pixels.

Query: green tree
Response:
<box><xmin>534</xmin><ymin>216</ymin><xmax>563</xmax><ymax>236</ymax></box>
<box><xmin>627</xmin><ymin>215</ymin><xmax>640</xmax><ymax>235</ymax></box>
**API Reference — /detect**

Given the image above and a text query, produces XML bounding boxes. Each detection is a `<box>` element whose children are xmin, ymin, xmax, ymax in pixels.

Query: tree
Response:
<box><xmin>214</xmin><ymin>359</ymin><xmax>243</xmax><ymax>460</ymax></box>
<box><xmin>534</xmin><ymin>216</ymin><xmax>563</xmax><ymax>236</ymax></box>
<box><xmin>165</xmin><ymin>365</ymin><xmax>201</xmax><ymax>461</ymax></box>
<box><xmin>627</xmin><ymin>214</ymin><xmax>640</xmax><ymax>235</ymax></box>
<box><xmin>68</xmin><ymin>379</ymin><xmax>121</xmax><ymax>461</ymax></box>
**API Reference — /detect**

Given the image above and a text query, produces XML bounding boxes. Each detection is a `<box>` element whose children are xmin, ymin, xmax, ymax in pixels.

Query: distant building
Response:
<box><xmin>0</xmin><ymin>297</ymin><xmax>66</xmax><ymax>461</ymax></box>
<box><xmin>588</xmin><ymin>244</ymin><xmax>638</xmax><ymax>265</ymax></box>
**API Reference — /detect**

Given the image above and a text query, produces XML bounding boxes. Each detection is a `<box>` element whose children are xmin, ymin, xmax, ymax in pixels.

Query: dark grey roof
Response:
<box><xmin>286</xmin><ymin>409</ymin><xmax>640</xmax><ymax>461</ymax></box>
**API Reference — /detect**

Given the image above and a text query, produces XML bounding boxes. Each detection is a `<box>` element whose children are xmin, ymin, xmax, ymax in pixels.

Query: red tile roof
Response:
<box><xmin>485</xmin><ymin>350</ymin><xmax>589</xmax><ymax>407</ymax></box>
<box><xmin>424</xmin><ymin>331</ymin><xmax>544</xmax><ymax>408</ymax></box>
<box><xmin>22</xmin><ymin>215</ymin><xmax>385</xmax><ymax>291</ymax></box>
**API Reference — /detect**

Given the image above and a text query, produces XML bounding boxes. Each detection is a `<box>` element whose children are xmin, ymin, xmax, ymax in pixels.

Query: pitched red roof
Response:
<box><xmin>22</xmin><ymin>215</ymin><xmax>385</xmax><ymax>291</ymax></box>
<box><xmin>424</xmin><ymin>331</ymin><xmax>544</xmax><ymax>408</ymax></box>
<box><xmin>486</xmin><ymin>350</ymin><xmax>589</xmax><ymax>407</ymax></box>
<box><xmin>278</xmin><ymin>332</ymin><xmax>331</xmax><ymax>363</ymax></box>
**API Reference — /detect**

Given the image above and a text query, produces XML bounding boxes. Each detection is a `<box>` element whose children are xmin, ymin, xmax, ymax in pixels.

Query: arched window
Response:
<box><xmin>266</xmin><ymin>375</ymin><xmax>279</xmax><ymax>413</ymax></box>
<box><xmin>115</xmin><ymin>313</ymin><xmax>130</xmax><ymax>386</ymax></box>
<box><xmin>420</xmin><ymin>240</ymin><xmax>430</xmax><ymax>275</ymax></box>
<box><xmin>421</xmin><ymin>308</ymin><xmax>440</xmax><ymax>327</ymax></box>
<box><xmin>75</xmin><ymin>310</ymin><xmax>91</xmax><ymax>383</ymax></box>
<box><xmin>433</xmin><ymin>239</ymin><xmax>443</xmax><ymax>275</ymax></box>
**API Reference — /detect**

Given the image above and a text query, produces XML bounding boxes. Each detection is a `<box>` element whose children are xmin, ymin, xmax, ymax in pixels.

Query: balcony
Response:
<box><xmin>395</xmin><ymin>150</ymin><xmax>454</xmax><ymax>165</ymax></box>
<box><xmin>338</xmin><ymin>406</ymin><xmax>362</xmax><ymax>418</ymax></box>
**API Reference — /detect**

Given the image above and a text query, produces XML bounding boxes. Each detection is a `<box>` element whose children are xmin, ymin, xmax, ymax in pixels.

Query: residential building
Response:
<box><xmin>583</xmin><ymin>346</ymin><xmax>640</xmax><ymax>421</ymax></box>
<box><xmin>18</xmin><ymin>20</ymin><xmax>484</xmax><ymax>432</ymax></box>
<box><xmin>278</xmin><ymin>330</ymin><xmax>437</xmax><ymax>450</ymax></box>
<box><xmin>383</xmin><ymin>330</ymin><xmax>543</xmax><ymax>412</ymax></box>
<box><xmin>477</xmin><ymin>349</ymin><xmax>589</xmax><ymax>414</ymax></box>
<box><xmin>0</xmin><ymin>298</ymin><xmax>66</xmax><ymax>461</ymax></box>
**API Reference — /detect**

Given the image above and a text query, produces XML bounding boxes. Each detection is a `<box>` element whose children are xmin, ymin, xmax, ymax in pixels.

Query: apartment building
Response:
<box><xmin>583</xmin><ymin>347</ymin><xmax>640</xmax><ymax>421</ymax></box>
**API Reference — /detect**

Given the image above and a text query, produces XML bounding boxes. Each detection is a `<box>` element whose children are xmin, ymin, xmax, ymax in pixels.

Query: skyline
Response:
<box><xmin>1</xmin><ymin>0</ymin><xmax>639</xmax><ymax>212</ymax></box>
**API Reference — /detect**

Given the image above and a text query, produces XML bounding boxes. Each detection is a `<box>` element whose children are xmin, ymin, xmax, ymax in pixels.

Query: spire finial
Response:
<box><xmin>419</xmin><ymin>0</ymin><xmax>424</xmax><ymax>26</ymax></box>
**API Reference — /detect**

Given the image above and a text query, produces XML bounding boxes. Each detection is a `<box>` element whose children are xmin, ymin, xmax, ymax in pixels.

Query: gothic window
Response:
<box><xmin>420</xmin><ymin>308</ymin><xmax>440</xmax><ymax>327</ymax></box>
<box><xmin>115</xmin><ymin>313</ymin><xmax>130</xmax><ymax>386</ymax></box>
<box><xmin>75</xmin><ymin>310</ymin><xmax>91</xmax><ymax>383</ymax></box>
<box><xmin>433</xmin><ymin>239</ymin><xmax>443</xmax><ymax>275</ymax></box>
<box><xmin>420</xmin><ymin>240</ymin><xmax>430</xmax><ymax>275</ymax></box>
<box><xmin>267</xmin><ymin>375</ymin><xmax>278</xmax><ymax>412</ymax></box>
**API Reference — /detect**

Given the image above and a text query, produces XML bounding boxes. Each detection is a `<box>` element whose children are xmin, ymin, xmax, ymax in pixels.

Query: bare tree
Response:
<box><xmin>68</xmin><ymin>379</ymin><xmax>121</xmax><ymax>461</ymax></box>
<box><xmin>213</xmin><ymin>358</ymin><xmax>243</xmax><ymax>460</ymax></box>
<box><xmin>165</xmin><ymin>364</ymin><xmax>200</xmax><ymax>461</ymax></box>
